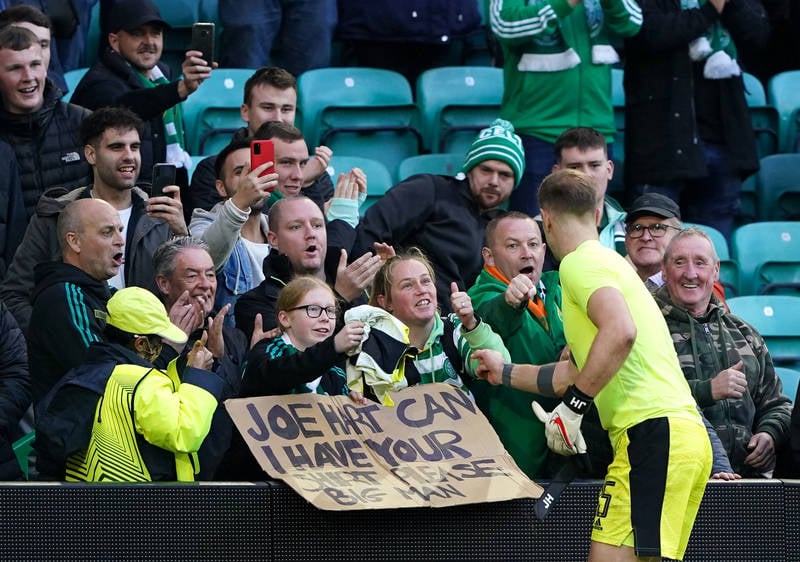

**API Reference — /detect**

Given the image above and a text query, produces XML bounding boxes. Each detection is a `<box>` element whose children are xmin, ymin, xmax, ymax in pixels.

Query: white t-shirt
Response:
<box><xmin>108</xmin><ymin>205</ymin><xmax>133</xmax><ymax>290</ymax></box>
<box><xmin>240</xmin><ymin>237</ymin><xmax>270</xmax><ymax>284</ymax></box>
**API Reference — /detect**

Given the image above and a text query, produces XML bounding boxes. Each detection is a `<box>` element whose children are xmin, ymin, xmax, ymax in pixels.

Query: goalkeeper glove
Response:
<box><xmin>532</xmin><ymin>384</ymin><xmax>593</xmax><ymax>457</ymax></box>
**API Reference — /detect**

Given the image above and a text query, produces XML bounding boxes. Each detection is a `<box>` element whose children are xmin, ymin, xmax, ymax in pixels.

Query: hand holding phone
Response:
<box><xmin>151</xmin><ymin>163</ymin><xmax>177</xmax><ymax>198</ymax></box>
<box><xmin>191</xmin><ymin>22</ymin><xmax>215</xmax><ymax>63</ymax></box>
<box><xmin>250</xmin><ymin>140</ymin><xmax>276</xmax><ymax>180</ymax></box>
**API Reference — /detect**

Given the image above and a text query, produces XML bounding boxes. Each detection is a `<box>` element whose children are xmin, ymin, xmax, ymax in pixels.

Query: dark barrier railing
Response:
<box><xmin>0</xmin><ymin>479</ymin><xmax>795</xmax><ymax>561</ymax></box>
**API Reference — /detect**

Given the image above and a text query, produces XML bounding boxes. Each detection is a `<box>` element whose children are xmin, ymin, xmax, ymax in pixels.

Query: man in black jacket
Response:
<box><xmin>27</xmin><ymin>198</ymin><xmax>124</xmax><ymax>406</ymax></box>
<box><xmin>152</xmin><ymin>236</ymin><xmax>248</xmax><ymax>480</ymax></box>
<box><xmin>234</xmin><ymin>196</ymin><xmax>381</xmax><ymax>343</ymax></box>
<box><xmin>624</xmin><ymin>0</ymin><xmax>770</xmax><ymax>241</ymax></box>
<box><xmin>0</xmin><ymin>299</ymin><xmax>31</xmax><ymax>480</ymax></box>
<box><xmin>70</xmin><ymin>0</ymin><xmax>212</xmax><ymax>187</ymax></box>
<box><xmin>1</xmin><ymin>106</ymin><xmax>187</xmax><ymax>332</ymax></box>
<box><xmin>0</xmin><ymin>25</ymin><xmax>90</xmax><ymax>218</ymax></box>
<box><xmin>352</xmin><ymin>119</ymin><xmax>525</xmax><ymax>313</ymax></box>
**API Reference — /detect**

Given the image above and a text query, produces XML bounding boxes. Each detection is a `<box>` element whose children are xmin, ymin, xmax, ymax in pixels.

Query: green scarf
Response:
<box><xmin>520</xmin><ymin>0</ymin><xmax>618</xmax><ymax>72</ymax></box>
<box><xmin>683</xmin><ymin>0</ymin><xmax>740</xmax><ymax>79</ymax></box>
<box><xmin>137</xmin><ymin>66</ymin><xmax>192</xmax><ymax>167</ymax></box>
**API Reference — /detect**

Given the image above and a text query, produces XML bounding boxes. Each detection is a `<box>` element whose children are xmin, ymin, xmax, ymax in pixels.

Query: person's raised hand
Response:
<box><xmin>710</xmin><ymin>360</ymin><xmax>748</xmax><ymax>400</ymax></box>
<box><xmin>231</xmin><ymin>161</ymin><xmax>278</xmax><ymax>211</ymax></box>
<box><xmin>471</xmin><ymin>349</ymin><xmax>506</xmax><ymax>384</ymax></box>
<box><xmin>249</xmin><ymin>312</ymin><xmax>281</xmax><ymax>349</ymax></box>
<box><xmin>205</xmin><ymin>304</ymin><xmax>230</xmax><ymax>359</ymax></box>
<box><xmin>334</xmin><ymin>321</ymin><xmax>365</xmax><ymax>354</ymax></box>
<box><xmin>168</xmin><ymin>290</ymin><xmax>203</xmax><ymax>348</ymax></box>
<box><xmin>334</xmin><ymin>249</ymin><xmax>383</xmax><ymax>302</ymax></box>
<box><xmin>188</xmin><ymin>330</ymin><xmax>214</xmax><ymax>370</ymax></box>
<box><xmin>450</xmin><ymin>281</ymin><xmax>477</xmax><ymax>330</ymax></box>
<box><xmin>147</xmin><ymin>184</ymin><xmax>188</xmax><ymax>236</ymax></box>
<box><xmin>505</xmin><ymin>274</ymin><xmax>536</xmax><ymax>309</ymax></box>
<box><xmin>179</xmin><ymin>49</ymin><xmax>214</xmax><ymax>96</ymax></box>
<box><xmin>303</xmin><ymin>145</ymin><xmax>333</xmax><ymax>185</ymax></box>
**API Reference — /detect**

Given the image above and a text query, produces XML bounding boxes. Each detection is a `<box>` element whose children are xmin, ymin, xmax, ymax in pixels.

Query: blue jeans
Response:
<box><xmin>219</xmin><ymin>0</ymin><xmax>335</xmax><ymax>75</ymax></box>
<box><xmin>632</xmin><ymin>144</ymin><xmax>741</xmax><ymax>242</ymax></box>
<box><xmin>510</xmin><ymin>134</ymin><xmax>615</xmax><ymax>217</ymax></box>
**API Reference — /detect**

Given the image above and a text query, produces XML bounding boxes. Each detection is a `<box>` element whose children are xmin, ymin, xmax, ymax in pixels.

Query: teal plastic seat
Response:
<box><xmin>743</xmin><ymin>74</ymin><xmax>780</xmax><ymax>159</ymax></box>
<box><xmin>611</xmin><ymin>67</ymin><xmax>625</xmax><ymax>162</ymax></box>
<box><xmin>181</xmin><ymin>68</ymin><xmax>251</xmax><ymax>155</ymax></box>
<box><xmin>416</xmin><ymin>66</ymin><xmax>503</xmax><ymax>154</ymax></box>
<box><xmin>327</xmin><ymin>155</ymin><xmax>393</xmax><ymax>215</ymax></box>
<box><xmin>756</xmin><ymin>154</ymin><xmax>800</xmax><ymax>221</ymax></box>
<box><xmin>12</xmin><ymin>431</ymin><xmax>34</xmax><ymax>480</ymax></box>
<box><xmin>727</xmin><ymin>295</ymin><xmax>800</xmax><ymax>368</ymax></box>
<box><xmin>298</xmin><ymin>68</ymin><xmax>422</xmax><ymax>183</ymax></box>
<box><xmin>732</xmin><ymin>222</ymin><xmax>800</xmax><ymax>296</ymax></box>
<box><xmin>738</xmin><ymin>173</ymin><xmax>758</xmax><ymax>226</ymax></box>
<box><xmin>684</xmin><ymin>222</ymin><xmax>739</xmax><ymax>296</ymax></box>
<box><xmin>149</xmin><ymin>0</ymin><xmax>201</xmax><ymax>76</ymax></box>
<box><xmin>62</xmin><ymin>67</ymin><xmax>89</xmax><ymax>102</ymax></box>
<box><xmin>397</xmin><ymin>153</ymin><xmax>465</xmax><ymax>181</ymax></box>
<box><xmin>767</xmin><ymin>70</ymin><xmax>800</xmax><ymax>153</ymax></box>
<box><xmin>775</xmin><ymin>367</ymin><xmax>800</xmax><ymax>400</ymax></box>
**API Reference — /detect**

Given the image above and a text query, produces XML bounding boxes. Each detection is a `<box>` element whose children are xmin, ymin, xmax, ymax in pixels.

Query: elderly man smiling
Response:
<box><xmin>654</xmin><ymin>227</ymin><xmax>791</xmax><ymax>477</ymax></box>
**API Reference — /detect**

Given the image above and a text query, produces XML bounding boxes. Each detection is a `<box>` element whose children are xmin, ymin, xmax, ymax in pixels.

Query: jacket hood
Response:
<box><xmin>32</xmin><ymin>261</ymin><xmax>113</xmax><ymax>305</ymax></box>
<box><xmin>35</xmin><ymin>185</ymin><xmax>151</xmax><ymax>217</ymax></box>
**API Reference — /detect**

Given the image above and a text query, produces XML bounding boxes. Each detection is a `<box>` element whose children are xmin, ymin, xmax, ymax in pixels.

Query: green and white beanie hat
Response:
<box><xmin>463</xmin><ymin>119</ymin><xmax>526</xmax><ymax>188</ymax></box>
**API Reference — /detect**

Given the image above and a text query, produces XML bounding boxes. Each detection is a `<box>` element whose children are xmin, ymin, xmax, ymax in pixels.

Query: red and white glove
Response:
<box><xmin>532</xmin><ymin>385</ymin><xmax>592</xmax><ymax>456</ymax></box>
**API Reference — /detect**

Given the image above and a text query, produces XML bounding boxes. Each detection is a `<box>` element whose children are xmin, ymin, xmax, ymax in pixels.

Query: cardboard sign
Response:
<box><xmin>225</xmin><ymin>383</ymin><xmax>543</xmax><ymax>510</ymax></box>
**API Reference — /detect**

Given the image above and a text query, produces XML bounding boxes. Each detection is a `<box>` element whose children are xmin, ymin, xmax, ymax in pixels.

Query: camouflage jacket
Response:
<box><xmin>654</xmin><ymin>286</ymin><xmax>791</xmax><ymax>476</ymax></box>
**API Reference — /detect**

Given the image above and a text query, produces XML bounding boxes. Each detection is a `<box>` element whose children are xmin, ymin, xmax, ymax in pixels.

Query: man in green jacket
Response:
<box><xmin>468</xmin><ymin>211</ymin><xmax>566</xmax><ymax>477</ymax></box>
<box><xmin>490</xmin><ymin>0</ymin><xmax>642</xmax><ymax>216</ymax></box>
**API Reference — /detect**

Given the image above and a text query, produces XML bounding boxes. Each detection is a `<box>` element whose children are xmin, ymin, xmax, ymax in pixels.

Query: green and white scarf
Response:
<box><xmin>137</xmin><ymin>66</ymin><xmax>193</xmax><ymax>168</ymax></box>
<box><xmin>683</xmin><ymin>0</ymin><xmax>740</xmax><ymax>79</ymax></box>
<box><xmin>519</xmin><ymin>0</ymin><xmax>619</xmax><ymax>72</ymax></box>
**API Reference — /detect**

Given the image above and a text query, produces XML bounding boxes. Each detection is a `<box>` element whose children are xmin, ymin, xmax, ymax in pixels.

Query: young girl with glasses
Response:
<box><xmin>241</xmin><ymin>276</ymin><xmax>367</xmax><ymax>400</ymax></box>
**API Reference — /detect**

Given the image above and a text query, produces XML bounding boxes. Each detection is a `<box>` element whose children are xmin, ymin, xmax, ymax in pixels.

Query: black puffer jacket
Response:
<box><xmin>0</xmin><ymin>142</ymin><xmax>27</xmax><ymax>281</ymax></box>
<box><xmin>0</xmin><ymin>80</ymin><xmax>91</xmax><ymax>218</ymax></box>
<box><xmin>0</xmin><ymin>301</ymin><xmax>31</xmax><ymax>480</ymax></box>
<box><xmin>71</xmin><ymin>48</ymin><xmax>183</xmax><ymax>185</ymax></box>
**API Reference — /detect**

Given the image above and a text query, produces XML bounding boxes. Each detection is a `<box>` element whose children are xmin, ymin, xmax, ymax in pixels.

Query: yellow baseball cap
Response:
<box><xmin>106</xmin><ymin>287</ymin><xmax>188</xmax><ymax>344</ymax></box>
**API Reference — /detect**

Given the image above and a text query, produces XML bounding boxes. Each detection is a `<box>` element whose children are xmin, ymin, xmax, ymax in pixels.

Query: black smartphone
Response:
<box><xmin>191</xmin><ymin>22</ymin><xmax>216</xmax><ymax>63</ymax></box>
<box><xmin>151</xmin><ymin>163</ymin><xmax>176</xmax><ymax>198</ymax></box>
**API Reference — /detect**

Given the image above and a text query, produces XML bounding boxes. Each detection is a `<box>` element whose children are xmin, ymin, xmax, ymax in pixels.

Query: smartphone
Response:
<box><xmin>250</xmin><ymin>140</ymin><xmax>276</xmax><ymax>179</ymax></box>
<box><xmin>151</xmin><ymin>163</ymin><xmax>176</xmax><ymax>198</ymax></box>
<box><xmin>191</xmin><ymin>22</ymin><xmax>215</xmax><ymax>63</ymax></box>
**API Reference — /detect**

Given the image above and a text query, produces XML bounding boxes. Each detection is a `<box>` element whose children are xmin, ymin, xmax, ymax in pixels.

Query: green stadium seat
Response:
<box><xmin>775</xmin><ymin>367</ymin><xmax>800</xmax><ymax>400</ymax></box>
<box><xmin>684</xmin><ymin>222</ymin><xmax>740</xmax><ymax>296</ymax></box>
<box><xmin>12</xmin><ymin>431</ymin><xmax>34</xmax><ymax>480</ymax></box>
<box><xmin>181</xmin><ymin>68</ymin><xmax>251</xmax><ymax>155</ymax></box>
<box><xmin>327</xmin><ymin>155</ymin><xmax>393</xmax><ymax>215</ymax></box>
<box><xmin>298</xmin><ymin>68</ymin><xmax>422</xmax><ymax>183</ymax></box>
<box><xmin>743</xmin><ymin>73</ymin><xmax>780</xmax><ymax>160</ymax></box>
<box><xmin>397</xmin><ymin>153</ymin><xmax>465</xmax><ymax>181</ymax></box>
<box><xmin>416</xmin><ymin>66</ymin><xmax>503</xmax><ymax>154</ymax></box>
<box><xmin>727</xmin><ymin>295</ymin><xmax>800</xmax><ymax>368</ymax></box>
<box><xmin>732</xmin><ymin>222</ymin><xmax>800</xmax><ymax>296</ymax></box>
<box><xmin>767</xmin><ymin>70</ymin><xmax>800</xmax><ymax>153</ymax></box>
<box><xmin>756</xmin><ymin>154</ymin><xmax>800</xmax><ymax>221</ymax></box>
<box><xmin>611</xmin><ymin>67</ymin><xmax>625</xmax><ymax>162</ymax></box>
<box><xmin>151</xmin><ymin>0</ymin><xmax>201</xmax><ymax>76</ymax></box>
<box><xmin>62</xmin><ymin>67</ymin><xmax>89</xmax><ymax>102</ymax></box>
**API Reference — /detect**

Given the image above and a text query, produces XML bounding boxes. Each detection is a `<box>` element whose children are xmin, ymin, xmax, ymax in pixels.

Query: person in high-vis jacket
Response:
<box><xmin>35</xmin><ymin>286</ymin><xmax>224</xmax><ymax>482</ymax></box>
